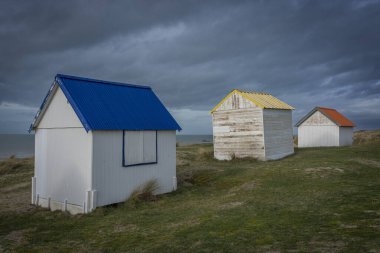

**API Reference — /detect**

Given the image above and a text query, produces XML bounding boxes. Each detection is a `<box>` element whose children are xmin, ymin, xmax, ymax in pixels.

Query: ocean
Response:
<box><xmin>0</xmin><ymin>134</ymin><xmax>212</xmax><ymax>159</ymax></box>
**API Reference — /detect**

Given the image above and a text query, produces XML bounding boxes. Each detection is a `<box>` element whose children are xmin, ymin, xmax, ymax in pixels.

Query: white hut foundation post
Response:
<box><xmin>31</xmin><ymin>177</ymin><xmax>36</xmax><ymax>204</ymax></box>
<box><xmin>86</xmin><ymin>190</ymin><xmax>97</xmax><ymax>213</ymax></box>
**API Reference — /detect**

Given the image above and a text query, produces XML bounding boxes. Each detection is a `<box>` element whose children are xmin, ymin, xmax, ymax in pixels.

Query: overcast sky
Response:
<box><xmin>0</xmin><ymin>0</ymin><xmax>379</xmax><ymax>134</ymax></box>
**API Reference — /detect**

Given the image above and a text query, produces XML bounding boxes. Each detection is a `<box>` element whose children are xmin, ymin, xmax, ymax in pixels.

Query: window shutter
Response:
<box><xmin>143</xmin><ymin>131</ymin><xmax>157</xmax><ymax>163</ymax></box>
<box><xmin>123</xmin><ymin>131</ymin><xmax>157</xmax><ymax>166</ymax></box>
<box><xmin>124</xmin><ymin>131</ymin><xmax>143</xmax><ymax>165</ymax></box>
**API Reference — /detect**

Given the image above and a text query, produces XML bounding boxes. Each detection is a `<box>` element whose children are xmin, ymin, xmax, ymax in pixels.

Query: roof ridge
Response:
<box><xmin>317</xmin><ymin>106</ymin><xmax>335</xmax><ymax>110</ymax></box>
<box><xmin>56</xmin><ymin>74</ymin><xmax>152</xmax><ymax>90</ymax></box>
<box><xmin>236</xmin><ymin>89</ymin><xmax>270</xmax><ymax>95</ymax></box>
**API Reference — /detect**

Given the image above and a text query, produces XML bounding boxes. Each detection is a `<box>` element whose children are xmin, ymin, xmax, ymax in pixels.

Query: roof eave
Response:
<box><xmin>295</xmin><ymin>107</ymin><xmax>318</xmax><ymax>127</ymax></box>
<box><xmin>210</xmin><ymin>89</ymin><xmax>239</xmax><ymax>113</ymax></box>
<box><xmin>56</xmin><ymin>73</ymin><xmax>152</xmax><ymax>90</ymax></box>
<box><xmin>28</xmin><ymin>81</ymin><xmax>59</xmax><ymax>132</ymax></box>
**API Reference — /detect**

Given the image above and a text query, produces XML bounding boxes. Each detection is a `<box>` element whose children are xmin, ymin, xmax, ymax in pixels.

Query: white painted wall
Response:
<box><xmin>297</xmin><ymin>110</ymin><xmax>353</xmax><ymax>147</ymax></box>
<box><xmin>263</xmin><ymin>109</ymin><xmax>294</xmax><ymax>160</ymax></box>
<box><xmin>34</xmin><ymin>86</ymin><xmax>92</xmax><ymax>211</ymax></box>
<box><xmin>298</xmin><ymin>125</ymin><xmax>340</xmax><ymax>147</ymax></box>
<box><xmin>38</xmin><ymin>87</ymin><xmax>83</xmax><ymax>129</ymax></box>
<box><xmin>92</xmin><ymin>130</ymin><xmax>176</xmax><ymax>207</ymax></box>
<box><xmin>34</xmin><ymin>128</ymin><xmax>92</xmax><ymax>207</ymax></box>
<box><xmin>339</xmin><ymin>127</ymin><xmax>353</xmax><ymax>146</ymax></box>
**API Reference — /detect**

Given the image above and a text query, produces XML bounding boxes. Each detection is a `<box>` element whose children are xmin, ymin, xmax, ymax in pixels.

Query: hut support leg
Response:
<box><xmin>31</xmin><ymin>177</ymin><xmax>36</xmax><ymax>204</ymax></box>
<box><xmin>86</xmin><ymin>190</ymin><xmax>97</xmax><ymax>213</ymax></box>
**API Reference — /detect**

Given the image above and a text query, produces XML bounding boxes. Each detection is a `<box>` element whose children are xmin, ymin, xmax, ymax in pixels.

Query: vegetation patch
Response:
<box><xmin>229</xmin><ymin>181</ymin><xmax>255</xmax><ymax>193</ymax></box>
<box><xmin>352</xmin><ymin>158</ymin><xmax>380</xmax><ymax>168</ymax></box>
<box><xmin>127</xmin><ymin>179</ymin><xmax>159</xmax><ymax>204</ymax></box>
<box><xmin>0</xmin><ymin>133</ymin><xmax>379</xmax><ymax>252</ymax></box>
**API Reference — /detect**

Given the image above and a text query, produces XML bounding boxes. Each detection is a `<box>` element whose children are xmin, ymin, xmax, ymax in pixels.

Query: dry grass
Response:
<box><xmin>352</xmin><ymin>158</ymin><xmax>380</xmax><ymax>168</ymax></box>
<box><xmin>354</xmin><ymin>129</ymin><xmax>380</xmax><ymax>145</ymax></box>
<box><xmin>128</xmin><ymin>179</ymin><xmax>159</xmax><ymax>204</ymax></box>
<box><xmin>0</xmin><ymin>157</ymin><xmax>33</xmax><ymax>176</ymax></box>
<box><xmin>177</xmin><ymin>170</ymin><xmax>194</xmax><ymax>186</ymax></box>
<box><xmin>0</xmin><ymin>157</ymin><xmax>34</xmax><ymax>214</ymax></box>
<box><xmin>197</xmin><ymin>147</ymin><xmax>213</xmax><ymax>159</ymax></box>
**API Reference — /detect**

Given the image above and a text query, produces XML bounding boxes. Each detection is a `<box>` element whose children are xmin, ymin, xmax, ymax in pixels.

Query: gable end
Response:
<box><xmin>35</xmin><ymin>86</ymin><xmax>85</xmax><ymax>129</ymax></box>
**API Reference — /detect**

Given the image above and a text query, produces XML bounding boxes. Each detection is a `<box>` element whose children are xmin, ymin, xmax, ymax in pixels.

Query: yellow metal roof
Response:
<box><xmin>211</xmin><ymin>89</ymin><xmax>294</xmax><ymax>112</ymax></box>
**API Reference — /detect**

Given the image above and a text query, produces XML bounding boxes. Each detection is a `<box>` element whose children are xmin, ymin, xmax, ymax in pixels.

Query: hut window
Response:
<box><xmin>123</xmin><ymin>131</ymin><xmax>157</xmax><ymax>167</ymax></box>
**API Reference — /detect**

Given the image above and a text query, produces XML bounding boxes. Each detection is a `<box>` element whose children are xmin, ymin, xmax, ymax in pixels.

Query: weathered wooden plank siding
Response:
<box><xmin>262</xmin><ymin>109</ymin><xmax>294</xmax><ymax>160</ymax></box>
<box><xmin>302</xmin><ymin>111</ymin><xmax>335</xmax><ymax>126</ymax></box>
<box><xmin>212</xmin><ymin>91</ymin><xmax>295</xmax><ymax>160</ymax></box>
<box><xmin>215</xmin><ymin>92</ymin><xmax>254</xmax><ymax>111</ymax></box>
<box><xmin>213</xmin><ymin>107</ymin><xmax>265</xmax><ymax>160</ymax></box>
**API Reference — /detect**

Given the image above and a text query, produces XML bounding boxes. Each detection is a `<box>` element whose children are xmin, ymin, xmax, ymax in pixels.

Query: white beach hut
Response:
<box><xmin>211</xmin><ymin>89</ymin><xmax>294</xmax><ymax>161</ymax></box>
<box><xmin>29</xmin><ymin>74</ymin><xmax>181</xmax><ymax>214</ymax></box>
<box><xmin>295</xmin><ymin>106</ymin><xmax>355</xmax><ymax>147</ymax></box>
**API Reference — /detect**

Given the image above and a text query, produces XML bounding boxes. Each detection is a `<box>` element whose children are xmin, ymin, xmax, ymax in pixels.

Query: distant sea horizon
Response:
<box><xmin>0</xmin><ymin>134</ymin><xmax>212</xmax><ymax>160</ymax></box>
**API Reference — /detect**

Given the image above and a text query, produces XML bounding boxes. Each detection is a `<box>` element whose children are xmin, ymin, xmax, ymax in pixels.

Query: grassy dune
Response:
<box><xmin>0</xmin><ymin>133</ymin><xmax>380</xmax><ymax>252</ymax></box>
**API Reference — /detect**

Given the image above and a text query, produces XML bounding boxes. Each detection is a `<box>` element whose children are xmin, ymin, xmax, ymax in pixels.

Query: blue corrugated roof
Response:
<box><xmin>30</xmin><ymin>74</ymin><xmax>181</xmax><ymax>132</ymax></box>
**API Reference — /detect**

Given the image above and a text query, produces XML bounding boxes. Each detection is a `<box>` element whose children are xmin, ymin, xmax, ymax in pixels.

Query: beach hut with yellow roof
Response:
<box><xmin>211</xmin><ymin>89</ymin><xmax>294</xmax><ymax>161</ymax></box>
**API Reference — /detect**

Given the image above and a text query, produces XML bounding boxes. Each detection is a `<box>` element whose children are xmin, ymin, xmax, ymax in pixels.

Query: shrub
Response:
<box><xmin>128</xmin><ymin>179</ymin><xmax>159</xmax><ymax>204</ymax></box>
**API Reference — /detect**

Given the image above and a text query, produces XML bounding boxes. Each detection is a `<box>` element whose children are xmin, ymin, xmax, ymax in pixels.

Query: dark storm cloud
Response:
<box><xmin>0</xmin><ymin>0</ymin><xmax>379</xmax><ymax>133</ymax></box>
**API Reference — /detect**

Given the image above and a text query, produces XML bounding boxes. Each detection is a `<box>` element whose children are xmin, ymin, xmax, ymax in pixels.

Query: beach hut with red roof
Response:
<box><xmin>295</xmin><ymin>107</ymin><xmax>355</xmax><ymax>147</ymax></box>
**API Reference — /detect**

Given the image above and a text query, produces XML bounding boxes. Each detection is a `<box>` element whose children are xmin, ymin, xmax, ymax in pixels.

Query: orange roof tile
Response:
<box><xmin>317</xmin><ymin>107</ymin><xmax>355</xmax><ymax>127</ymax></box>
